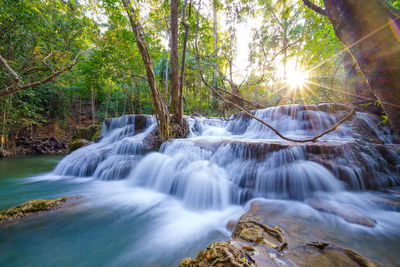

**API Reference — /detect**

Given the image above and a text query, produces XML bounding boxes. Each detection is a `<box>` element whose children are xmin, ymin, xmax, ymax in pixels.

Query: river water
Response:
<box><xmin>1</xmin><ymin>104</ymin><xmax>400</xmax><ymax>266</ymax></box>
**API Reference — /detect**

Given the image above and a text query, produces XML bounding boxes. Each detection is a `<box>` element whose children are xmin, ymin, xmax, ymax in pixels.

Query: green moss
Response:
<box><xmin>74</xmin><ymin>125</ymin><xmax>102</xmax><ymax>140</ymax></box>
<box><xmin>69</xmin><ymin>139</ymin><xmax>91</xmax><ymax>152</ymax></box>
<box><xmin>91</xmin><ymin>129</ymin><xmax>102</xmax><ymax>142</ymax></box>
<box><xmin>0</xmin><ymin>197</ymin><xmax>71</xmax><ymax>224</ymax></box>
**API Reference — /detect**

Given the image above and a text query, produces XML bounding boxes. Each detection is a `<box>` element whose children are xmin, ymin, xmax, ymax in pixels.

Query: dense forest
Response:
<box><xmin>1</xmin><ymin>1</ymin><xmax>400</xmax><ymax>267</ymax></box>
<box><xmin>2</xmin><ymin>0</ymin><xmax>398</xmax><ymax>155</ymax></box>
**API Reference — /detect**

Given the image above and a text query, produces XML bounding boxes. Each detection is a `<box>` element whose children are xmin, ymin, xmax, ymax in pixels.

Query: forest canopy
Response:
<box><xmin>1</xmin><ymin>0</ymin><xmax>400</xmax><ymax>148</ymax></box>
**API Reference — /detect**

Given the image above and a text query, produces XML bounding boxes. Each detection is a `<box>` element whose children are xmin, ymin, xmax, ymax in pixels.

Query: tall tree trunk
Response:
<box><xmin>212</xmin><ymin>3</ymin><xmax>219</xmax><ymax>111</ymax></box>
<box><xmin>282</xmin><ymin>0</ymin><xmax>288</xmax><ymax>81</ymax></box>
<box><xmin>122</xmin><ymin>0</ymin><xmax>170</xmax><ymax>140</ymax></box>
<box><xmin>193</xmin><ymin>80</ymin><xmax>197</xmax><ymax>113</ymax></box>
<box><xmin>165</xmin><ymin>52</ymin><xmax>170</xmax><ymax>106</ymax></box>
<box><xmin>123</xmin><ymin>83</ymin><xmax>128</xmax><ymax>115</ymax></box>
<box><xmin>320</xmin><ymin>0</ymin><xmax>400</xmax><ymax>132</ymax></box>
<box><xmin>170</xmin><ymin>0</ymin><xmax>183</xmax><ymax>125</ymax></box>
<box><xmin>179</xmin><ymin>0</ymin><xmax>190</xmax><ymax>112</ymax></box>
<box><xmin>1</xmin><ymin>98</ymin><xmax>6</xmax><ymax>149</ymax></box>
<box><xmin>133</xmin><ymin>80</ymin><xmax>142</xmax><ymax>114</ymax></box>
<box><xmin>91</xmin><ymin>85</ymin><xmax>96</xmax><ymax>125</ymax></box>
<box><xmin>130</xmin><ymin>83</ymin><xmax>134</xmax><ymax>114</ymax></box>
<box><xmin>79</xmin><ymin>97</ymin><xmax>81</xmax><ymax>127</ymax></box>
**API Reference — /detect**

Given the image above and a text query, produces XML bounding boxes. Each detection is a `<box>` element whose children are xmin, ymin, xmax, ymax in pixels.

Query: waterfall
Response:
<box><xmin>53</xmin><ymin>104</ymin><xmax>400</xmax><ymax>213</ymax></box>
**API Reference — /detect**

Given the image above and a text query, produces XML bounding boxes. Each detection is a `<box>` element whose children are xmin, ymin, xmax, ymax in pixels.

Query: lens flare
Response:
<box><xmin>286</xmin><ymin>70</ymin><xmax>308</xmax><ymax>89</ymax></box>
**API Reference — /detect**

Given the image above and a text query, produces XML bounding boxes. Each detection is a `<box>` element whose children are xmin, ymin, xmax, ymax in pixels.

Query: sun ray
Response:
<box><xmin>304</xmin><ymin>80</ymin><xmax>400</xmax><ymax>108</ymax></box>
<box><xmin>309</xmin><ymin>19</ymin><xmax>393</xmax><ymax>73</ymax></box>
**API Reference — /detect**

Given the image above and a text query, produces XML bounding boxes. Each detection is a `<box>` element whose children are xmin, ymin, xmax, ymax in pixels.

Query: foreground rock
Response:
<box><xmin>180</xmin><ymin>200</ymin><xmax>378</xmax><ymax>267</ymax></box>
<box><xmin>308</xmin><ymin>199</ymin><xmax>376</xmax><ymax>227</ymax></box>
<box><xmin>0</xmin><ymin>197</ymin><xmax>79</xmax><ymax>225</ymax></box>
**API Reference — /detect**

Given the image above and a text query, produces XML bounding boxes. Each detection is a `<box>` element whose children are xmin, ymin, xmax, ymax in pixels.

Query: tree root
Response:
<box><xmin>209</xmin><ymin>247</ymin><xmax>251</xmax><ymax>267</ymax></box>
<box><xmin>179</xmin><ymin>241</ymin><xmax>253</xmax><ymax>267</ymax></box>
<box><xmin>246</xmin><ymin>220</ymin><xmax>288</xmax><ymax>251</ymax></box>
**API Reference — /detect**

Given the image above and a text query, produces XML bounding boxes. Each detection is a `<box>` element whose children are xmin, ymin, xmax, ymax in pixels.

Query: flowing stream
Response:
<box><xmin>1</xmin><ymin>103</ymin><xmax>400</xmax><ymax>266</ymax></box>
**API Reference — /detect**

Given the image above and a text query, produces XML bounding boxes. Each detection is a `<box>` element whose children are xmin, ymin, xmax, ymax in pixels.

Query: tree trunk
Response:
<box><xmin>132</xmin><ymin>79</ymin><xmax>142</xmax><ymax>114</ymax></box>
<box><xmin>130</xmin><ymin>83</ymin><xmax>134</xmax><ymax>114</ymax></box>
<box><xmin>165</xmin><ymin>52</ymin><xmax>170</xmax><ymax>106</ymax></box>
<box><xmin>91</xmin><ymin>85</ymin><xmax>96</xmax><ymax>125</ymax></box>
<box><xmin>123</xmin><ymin>83</ymin><xmax>128</xmax><ymax>115</ymax></box>
<box><xmin>322</xmin><ymin>0</ymin><xmax>400</xmax><ymax>132</ymax></box>
<box><xmin>170</xmin><ymin>0</ymin><xmax>183</xmax><ymax>125</ymax></box>
<box><xmin>282</xmin><ymin>0</ymin><xmax>288</xmax><ymax>81</ymax></box>
<box><xmin>122</xmin><ymin>0</ymin><xmax>170</xmax><ymax>140</ymax></box>
<box><xmin>212</xmin><ymin>3</ymin><xmax>219</xmax><ymax>111</ymax></box>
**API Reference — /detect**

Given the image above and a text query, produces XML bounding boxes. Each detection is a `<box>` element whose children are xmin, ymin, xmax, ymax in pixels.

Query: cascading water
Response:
<box><xmin>54</xmin><ymin>103</ymin><xmax>400</xmax><ymax>210</ymax></box>
<box><xmin>5</xmin><ymin>103</ymin><xmax>400</xmax><ymax>266</ymax></box>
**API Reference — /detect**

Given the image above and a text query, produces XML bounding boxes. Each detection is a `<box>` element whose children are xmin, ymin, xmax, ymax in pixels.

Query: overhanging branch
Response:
<box><xmin>195</xmin><ymin>3</ymin><xmax>354</xmax><ymax>143</ymax></box>
<box><xmin>0</xmin><ymin>50</ymin><xmax>87</xmax><ymax>98</ymax></box>
<box><xmin>302</xmin><ymin>0</ymin><xmax>327</xmax><ymax>16</ymax></box>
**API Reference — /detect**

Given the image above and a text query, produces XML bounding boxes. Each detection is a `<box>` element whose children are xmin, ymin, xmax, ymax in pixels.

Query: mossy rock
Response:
<box><xmin>74</xmin><ymin>125</ymin><xmax>102</xmax><ymax>140</ymax></box>
<box><xmin>0</xmin><ymin>197</ymin><xmax>74</xmax><ymax>225</ymax></box>
<box><xmin>91</xmin><ymin>129</ymin><xmax>102</xmax><ymax>142</ymax></box>
<box><xmin>69</xmin><ymin>139</ymin><xmax>91</xmax><ymax>152</ymax></box>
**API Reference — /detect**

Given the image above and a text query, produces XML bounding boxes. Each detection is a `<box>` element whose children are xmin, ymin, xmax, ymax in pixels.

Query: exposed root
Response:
<box><xmin>179</xmin><ymin>241</ymin><xmax>252</xmax><ymax>267</ymax></box>
<box><xmin>246</xmin><ymin>220</ymin><xmax>288</xmax><ymax>251</ymax></box>
<box><xmin>170</xmin><ymin>117</ymin><xmax>190</xmax><ymax>139</ymax></box>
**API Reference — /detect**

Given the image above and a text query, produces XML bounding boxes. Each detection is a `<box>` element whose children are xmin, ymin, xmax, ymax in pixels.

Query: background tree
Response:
<box><xmin>303</xmin><ymin>0</ymin><xmax>400</xmax><ymax>132</ymax></box>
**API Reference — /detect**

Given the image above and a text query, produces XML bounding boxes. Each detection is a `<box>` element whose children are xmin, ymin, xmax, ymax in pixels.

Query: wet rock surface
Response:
<box><xmin>0</xmin><ymin>197</ymin><xmax>79</xmax><ymax>225</ymax></box>
<box><xmin>181</xmin><ymin>200</ymin><xmax>379</xmax><ymax>266</ymax></box>
<box><xmin>308</xmin><ymin>199</ymin><xmax>376</xmax><ymax>227</ymax></box>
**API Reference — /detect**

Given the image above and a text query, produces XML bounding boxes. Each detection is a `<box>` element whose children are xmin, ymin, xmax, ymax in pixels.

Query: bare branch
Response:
<box><xmin>42</xmin><ymin>51</ymin><xmax>55</xmax><ymax>73</ymax></box>
<box><xmin>0</xmin><ymin>50</ymin><xmax>87</xmax><ymax>98</ymax></box>
<box><xmin>302</xmin><ymin>0</ymin><xmax>327</xmax><ymax>16</ymax></box>
<box><xmin>195</xmin><ymin>5</ymin><xmax>354</xmax><ymax>143</ymax></box>
<box><xmin>0</xmin><ymin>55</ymin><xmax>20</xmax><ymax>87</ymax></box>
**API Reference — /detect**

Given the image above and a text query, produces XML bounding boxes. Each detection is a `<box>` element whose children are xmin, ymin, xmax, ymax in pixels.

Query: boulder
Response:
<box><xmin>308</xmin><ymin>200</ymin><xmax>376</xmax><ymax>228</ymax></box>
<box><xmin>73</xmin><ymin>124</ymin><xmax>102</xmax><ymax>141</ymax></box>
<box><xmin>179</xmin><ymin>200</ymin><xmax>378</xmax><ymax>267</ymax></box>
<box><xmin>91</xmin><ymin>129</ymin><xmax>102</xmax><ymax>142</ymax></box>
<box><xmin>69</xmin><ymin>139</ymin><xmax>91</xmax><ymax>152</ymax></box>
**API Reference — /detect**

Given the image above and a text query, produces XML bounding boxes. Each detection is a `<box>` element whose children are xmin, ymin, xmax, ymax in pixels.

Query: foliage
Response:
<box><xmin>0</xmin><ymin>0</ymin><xmax>378</xmax><ymax>149</ymax></box>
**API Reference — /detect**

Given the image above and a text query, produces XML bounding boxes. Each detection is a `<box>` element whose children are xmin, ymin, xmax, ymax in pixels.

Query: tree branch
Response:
<box><xmin>195</xmin><ymin>5</ymin><xmax>354</xmax><ymax>143</ymax></box>
<box><xmin>302</xmin><ymin>0</ymin><xmax>327</xmax><ymax>16</ymax></box>
<box><xmin>0</xmin><ymin>50</ymin><xmax>86</xmax><ymax>98</ymax></box>
<box><xmin>0</xmin><ymin>55</ymin><xmax>20</xmax><ymax>87</ymax></box>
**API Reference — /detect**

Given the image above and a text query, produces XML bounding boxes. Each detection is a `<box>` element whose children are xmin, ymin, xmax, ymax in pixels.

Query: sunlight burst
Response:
<box><xmin>286</xmin><ymin>70</ymin><xmax>308</xmax><ymax>90</ymax></box>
